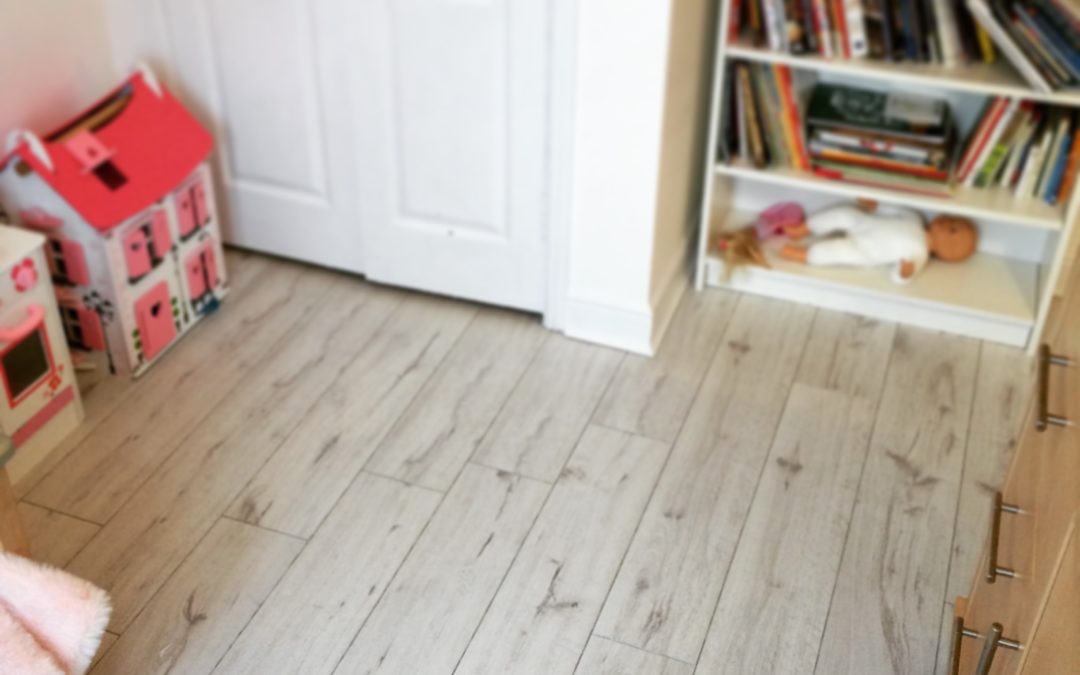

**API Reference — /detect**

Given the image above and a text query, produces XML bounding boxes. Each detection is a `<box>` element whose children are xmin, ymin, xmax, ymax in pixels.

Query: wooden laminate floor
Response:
<box><xmin>16</xmin><ymin>251</ymin><xmax>1032</xmax><ymax>674</ymax></box>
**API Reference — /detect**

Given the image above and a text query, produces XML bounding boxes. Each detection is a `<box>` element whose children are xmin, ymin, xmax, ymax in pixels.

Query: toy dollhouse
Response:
<box><xmin>0</xmin><ymin>66</ymin><xmax>227</xmax><ymax>377</ymax></box>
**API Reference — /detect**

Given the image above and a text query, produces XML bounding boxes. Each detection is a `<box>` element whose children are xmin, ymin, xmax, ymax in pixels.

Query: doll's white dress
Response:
<box><xmin>804</xmin><ymin>204</ymin><xmax>929</xmax><ymax>284</ymax></box>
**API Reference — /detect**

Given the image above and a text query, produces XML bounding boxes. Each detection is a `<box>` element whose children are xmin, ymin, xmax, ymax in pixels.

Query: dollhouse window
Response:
<box><xmin>123</xmin><ymin>211</ymin><xmax>171</xmax><ymax>283</ymax></box>
<box><xmin>46</xmin><ymin>238</ymin><xmax>91</xmax><ymax>287</ymax></box>
<box><xmin>59</xmin><ymin>303</ymin><xmax>106</xmax><ymax>352</ymax></box>
<box><xmin>177</xmin><ymin>175</ymin><xmax>212</xmax><ymax>240</ymax></box>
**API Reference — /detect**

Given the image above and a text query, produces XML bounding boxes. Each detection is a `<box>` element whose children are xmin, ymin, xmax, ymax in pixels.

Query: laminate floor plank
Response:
<box><xmin>472</xmin><ymin>337</ymin><xmax>622</xmax><ymax>482</ymax></box>
<box><xmin>576</xmin><ymin>636</ymin><xmax>693</xmax><ymax>675</ymax></box>
<box><xmin>593</xmin><ymin>296</ymin><xmax>815</xmax><ymax>663</ymax></box>
<box><xmin>456</xmin><ymin>425</ymin><xmax>669</xmax><ymax>675</ymax></box>
<box><xmin>91</xmin><ymin>518</ymin><xmax>302</xmax><ymax>675</ymax></box>
<box><xmin>27</xmin><ymin>255</ymin><xmax>320</xmax><ymax>523</ymax></box>
<box><xmin>694</xmin><ymin>312</ymin><xmax>895</xmax><ymax>674</ymax></box>
<box><xmin>932</xmin><ymin>342</ymin><xmax>1033</xmax><ymax>675</ymax></box>
<box><xmin>364</xmin><ymin>310</ymin><xmax>546</xmax><ymax>491</ymax></box>
<box><xmin>592</xmin><ymin>290</ymin><xmax>738</xmax><ymax>443</ymax></box>
<box><xmin>333</xmin><ymin>464</ymin><xmax>548</xmax><ymax>674</ymax></box>
<box><xmin>224</xmin><ymin>295</ymin><xmax>481</xmax><ymax>536</ymax></box>
<box><xmin>815</xmin><ymin>327</ymin><xmax>980</xmax><ymax>675</ymax></box>
<box><xmin>214</xmin><ymin>473</ymin><xmax>441</xmax><ymax>675</ymax></box>
<box><xmin>17</xmin><ymin>502</ymin><xmax>99</xmax><ymax>568</ymax></box>
<box><xmin>65</xmin><ymin>277</ymin><xmax>409</xmax><ymax>631</ymax></box>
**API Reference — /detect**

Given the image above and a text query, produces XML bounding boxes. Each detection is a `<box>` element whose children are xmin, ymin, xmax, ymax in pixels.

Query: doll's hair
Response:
<box><xmin>714</xmin><ymin>226</ymin><xmax>769</xmax><ymax>279</ymax></box>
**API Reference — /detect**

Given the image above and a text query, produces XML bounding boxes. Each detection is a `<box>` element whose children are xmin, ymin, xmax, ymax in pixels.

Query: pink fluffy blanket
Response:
<box><xmin>0</xmin><ymin>552</ymin><xmax>110</xmax><ymax>675</ymax></box>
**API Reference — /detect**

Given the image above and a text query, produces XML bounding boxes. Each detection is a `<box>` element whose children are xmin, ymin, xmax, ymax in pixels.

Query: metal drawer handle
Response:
<box><xmin>1036</xmin><ymin>344</ymin><xmax>1072</xmax><ymax>431</ymax></box>
<box><xmin>975</xmin><ymin>623</ymin><xmax>1022</xmax><ymax>675</ymax></box>
<box><xmin>949</xmin><ymin>615</ymin><xmax>981</xmax><ymax>675</ymax></box>
<box><xmin>987</xmin><ymin>491</ymin><xmax>1021</xmax><ymax>584</ymax></box>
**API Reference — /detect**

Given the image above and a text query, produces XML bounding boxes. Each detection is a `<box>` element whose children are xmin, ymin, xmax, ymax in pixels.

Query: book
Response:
<box><xmin>812</xmin><ymin>128</ymin><xmax>947</xmax><ymax>167</ymax></box>
<box><xmin>863</xmin><ymin>0</ymin><xmax>889</xmax><ymax>58</ymax></box>
<box><xmin>999</xmin><ymin>109</ymin><xmax>1042</xmax><ymax>188</ymax></box>
<box><xmin>832</xmin><ymin>0</ymin><xmax>851</xmax><ymax>58</ymax></box>
<box><xmin>775</xmin><ymin>65</ymin><xmax>812</xmax><ymax>169</ymax></box>
<box><xmin>974</xmin><ymin>105</ymin><xmax>1030</xmax><ymax>187</ymax></box>
<box><xmin>1020</xmin><ymin>8</ymin><xmax>1080</xmax><ymax>82</ymax></box>
<box><xmin>1045</xmin><ymin>118</ymin><xmax>1074</xmax><ymax>204</ymax></box>
<box><xmin>1016</xmin><ymin>125</ymin><xmax>1053</xmax><ymax>198</ymax></box>
<box><xmin>934</xmin><ymin>0</ymin><xmax>964</xmax><ymax>66</ymax></box>
<box><xmin>728</xmin><ymin>0</ymin><xmax>745</xmax><ymax>41</ymax></box>
<box><xmin>763</xmin><ymin>0</ymin><xmax>788</xmax><ymax>51</ymax></box>
<box><xmin>813</xmin><ymin>0</ymin><xmax>835</xmax><ymax>57</ymax></box>
<box><xmin>812</xmin><ymin>159</ymin><xmax>954</xmax><ymax>196</ymax></box>
<box><xmin>966</xmin><ymin>0</ymin><xmax>1053</xmax><ymax>92</ymax></box>
<box><xmin>806</xmin><ymin>83</ymin><xmax>952</xmax><ymax>144</ymax></box>
<box><xmin>842</xmin><ymin>0</ymin><xmax>869</xmax><ymax>57</ymax></box>
<box><xmin>751</xmin><ymin>64</ymin><xmax>789</xmax><ymax>167</ymax></box>
<box><xmin>896</xmin><ymin>0</ymin><xmax>922</xmax><ymax>61</ymax></box>
<box><xmin>809</xmin><ymin>144</ymin><xmax>951</xmax><ymax>180</ymax></box>
<box><xmin>736</xmin><ymin>63</ymin><xmax>769</xmax><ymax>167</ymax></box>
<box><xmin>1057</xmin><ymin>126</ymin><xmax>1080</xmax><ymax>205</ymax></box>
<box><xmin>957</xmin><ymin>97</ymin><xmax>1009</xmax><ymax>183</ymax></box>
<box><xmin>1036</xmin><ymin>112</ymin><xmax>1071</xmax><ymax>199</ymax></box>
<box><xmin>964</xmin><ymin>98</ymin><xmax>1021</xmax><ymax>188</ymax></box>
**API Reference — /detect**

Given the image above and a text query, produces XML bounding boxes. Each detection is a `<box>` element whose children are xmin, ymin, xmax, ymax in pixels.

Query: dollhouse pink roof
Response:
<box><xmin>3</xmin><ymin>71</ymin><xmax>213</xmax><ymax>232</ymax></box>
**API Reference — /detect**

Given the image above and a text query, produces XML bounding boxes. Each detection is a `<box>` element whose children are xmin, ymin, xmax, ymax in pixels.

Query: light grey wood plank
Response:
<box><xmin>12</xmin><ymin>250</ymin><xmax>266</xmax><ymax>498</ymax></box>
<box><xmin>692</xmin><ymin>312</ymin><xmax>894</xmax><ymax>674</ymax></box>
<box><xmin>695</xmin><ymin>384</ymin><xmax>877</xmax><ymax>674</ymax></box>
<box><xmin>815</xmin><ymin>327</ymin><xmax>980</xmax><ymax>675</ymax></box>
<box><xmin>456</xmin><ymin>425</ymin><xmax>669</xmax><ymax>675</ymax></box>
<box><xmin>472</xmin><ymin>337</ymin><xmax>622</xmax><ymax>482</ymax></box>
<box><xmin>592</xmin><ymin>290</ymin><xmax>738</xmax><ymax>442</ymax></box>
<box><xmin>933</xmin><ymin>342</ymin><xmax>1033</xmax><ymax>675</ymax></box>
<box><xmin>18</xmin><ymin>502</ymin><xmax>99</xmax><ymax>568</ymax></box>
<box><xmin>333</xmin><ymin>464</ymin><xmax>548</xmax><ymax>674</ymax></box>
<box><xmin>593</xmin><ymin>296</ymin><xmax>815</xmax><ymax>663</ymax></box>
<box><xmin>795</xmin><ymin>311</ymin><xmax>897</xmax><ymax>398</ymax></box>
<box><xmin>224</xmin><ymin>296</ymin><xmax>481</xmax><ymax>537</ymax></box>
<box><xmin>66</xmin><ymin>279</ymin><xmax>412</xmax><ymax>631</ymax></box>
<box><xmin>27</xmin><ymin>257</ymin><xmax>330</xmax><ymax>523</ymax></box>
<box><xmin>363</xmin><ymin>310</ymin><xmax>546</xmax><ymax>491</ymax></box>
<box><xmin>214</xmin><ymin>473</ymin><xmax>441</xmax><ymax>675</ymax></box>
<box><xmin>90</xmin><ymin>518</ymin><xmax>302</xmax><ymax>675</ymax></box>
<box><xmin>576</xmin><ymin>636</ymin><xmax>692</xmax><ymax>675</ymax></box>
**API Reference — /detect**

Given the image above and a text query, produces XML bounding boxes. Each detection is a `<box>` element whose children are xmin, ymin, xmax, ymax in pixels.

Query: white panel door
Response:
<box><xmin>353</xmin><ymin>0</ymin><xmax>549</xmax><ymax>312</ymax></box>
<box><xmin>141</xmin><ymin>0</ymin><xmax>364</xmax><ymax>272</ymax></box>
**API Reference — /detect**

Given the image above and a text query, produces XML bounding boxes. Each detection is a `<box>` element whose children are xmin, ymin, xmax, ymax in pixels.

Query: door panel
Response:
<box><xmin>150</xmin><ymin>0</ymin><xmax>362</xmax><ymax>272</ymax></box>
<box><xmin>355</xmin><ymin>0</ymin><xmax>548</xmax><ymax>311</ymax></box>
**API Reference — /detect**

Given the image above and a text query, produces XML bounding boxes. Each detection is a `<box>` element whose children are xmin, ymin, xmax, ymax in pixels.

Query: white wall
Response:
<box><xmin>561</xmin><ymin>0</ymin><xmax>718</xmax><ymax>354</ymax></box>
<box><xmin>0</xmin><ymin>0</ymin><xmax>117</xmax><ymax>141</ymax></box>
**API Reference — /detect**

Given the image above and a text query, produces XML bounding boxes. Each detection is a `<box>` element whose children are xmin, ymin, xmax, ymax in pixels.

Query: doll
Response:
<box><xmin>713</xmin><ymin>202</ymin><xmax>805</xmax><ymax>277</ymax></box>
<box><xmin>779</xmin><ymin>200</ymin><xmax>977</xmax><ymax>284</ymax></box>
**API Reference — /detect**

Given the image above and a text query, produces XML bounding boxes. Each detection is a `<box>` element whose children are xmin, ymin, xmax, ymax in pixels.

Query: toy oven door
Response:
<box><xmin>0</xmin><ymin>303</ymin><xmax>56</xmax><ymax>429</ymax></box>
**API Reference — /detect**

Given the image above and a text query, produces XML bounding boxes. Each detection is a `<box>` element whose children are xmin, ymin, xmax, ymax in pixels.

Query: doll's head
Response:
<box><xmin>928</xmin><ymin>216</ymin><xmax>977</xmax><ymax>262</ymax></box>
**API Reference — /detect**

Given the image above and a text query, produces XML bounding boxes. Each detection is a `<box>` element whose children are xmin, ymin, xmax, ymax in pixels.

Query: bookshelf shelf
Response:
<box><xmin>694</xmin><ymin>1</ymin><xmax>1080</xmax><ymax>352</ymax></box>
<box><xmin>705</xmin><ymin>207</ymin><xmax>1037</xmax><ymax>346</ymax></box>
<box><xmin>726</xmin><ymin>40</ymin><xmax>1080</xmax><ymax>108</ymax></box>
<box><xmin>715</xmin><ymin>162</ymin><xmax>1067</xmax><ymax>230</ymax></box>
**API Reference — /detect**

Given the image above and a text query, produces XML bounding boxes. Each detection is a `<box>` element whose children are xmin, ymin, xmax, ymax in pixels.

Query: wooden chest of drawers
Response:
<box><xmin>952</xmin><ymin>266</ymin><xmax>1080</xmax><ymax>674</ymax></box>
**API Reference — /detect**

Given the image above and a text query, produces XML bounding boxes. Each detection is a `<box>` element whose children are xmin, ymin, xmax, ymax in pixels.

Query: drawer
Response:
<box><xmin>1020</xmin><ymin>518</ymin><xmax>1080</xmax><ymax>674</ymax></box>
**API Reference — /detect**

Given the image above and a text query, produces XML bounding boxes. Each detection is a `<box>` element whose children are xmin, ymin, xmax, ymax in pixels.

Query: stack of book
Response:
<box><xmin>967</xmin><ymin>1</ymin><xmax>1080</xmax><ymax>93</ymax></box>
<box><xmin>724</xmin><ymin>61</ymin><xmax>811</xmax><ymax>171</ymax></box>
<box><xmin>806</xmin><ymin>83</ymin><xmax>956</xmax><ymax>195</ymax></box>
<box><xmin>729</xmin><ymin>1</ymin><xmax>998</xmax><ymax>66</ymax></box>
<box><xmin>958</xmin><ymin>98</ymin><xmax>1080</xmax><ymax>204</ymax></box>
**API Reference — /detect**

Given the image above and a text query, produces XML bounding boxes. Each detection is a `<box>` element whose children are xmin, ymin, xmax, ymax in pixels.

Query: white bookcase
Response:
<box><xmin>694</xmin><ymin>3</ymin><xmax>1080</xmax><ymax>351</ymax></box>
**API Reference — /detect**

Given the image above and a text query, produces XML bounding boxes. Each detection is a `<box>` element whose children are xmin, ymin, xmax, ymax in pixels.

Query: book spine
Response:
<box><xmin>896</xmin><ymin>0</ymin><xmax>921</xmax><ymax>61</ymax></box>
<box><xmin>1017</xmin><ymin>129</ymin><xmax>1052</xmax><ymax>198</ymax></box>
<box><xmin>800</xmin><ymin>0</ymin><xmax>820</xmax><ymax>52</ymax></box>
<box><xmin>999</xmin><ymin>112</ymin><xmax>1040</xmax><ymax>188</ymax></box>
<box><xmin>965</xmin><ymin>98</ymin><xmax>1020</xmax><ymax>188</ymax></box>
<box><xmin>1057</xmin><ymin>125</ymin><xmax>1080</xmax><ymax>206</ymax></box>
<box><xmin>832</xmin><ymin>0</ymin><xmax>851</xmax><ymax>58</ymax></box>
<box><xmin>966</xmin><ymin>0</ymin><xmax>1052</xmax><ymax>92</ymax></box>
<box><xmin>763</xmin><ymin>0</ymin><xmax>788</xmax><ymax>51</ymax></box>
<box><xmin>776</xmin><ymin>66</ymin><xmax>811</xmax><ymax>170</ymax></box>
<box><xmin>1046</xmin><ymin>127</ymin><xmax>1073</xmax><ymax>204</ymax></box>
<box><xmin>1022</xmin><ymin>9</ymin><xmax>1080</xmax><ymax>81</ymax></box>
<box><xmin>729</xmin><ymin>0</ymin><xmax>745</xmax><ymax>42</ymax></box>
<box><xmin>843</xmin><ymin>0</ymin><xmax>869</xmax><ymax>57</ymax></box>
<box><xmin>813</xmin><ymin>0</ymin><xmax>835</xmax><ymax>57</ymax></box>
<box><xmin>810</xmin><ymin>147</ymin><xmax>950</xmax><ymax>179</ymax></box>
<box><xmin>957</xmin><ymin>98</ymin><xmax>1007</xmax><ymax>182</ymax></box>
<box><xmin>1037</xmin><ymin>114</ymin><xmax>1070</xmax><ymax>199</ymax></box>
<box><xmin>771</xmin><ymin>66</ymin><xmax>800</xmax><ymax>169</ymax></box>
<box><xmin>934</xmin><ymin>1</ymin><xmax>962</xmax><ymax>66</ymax></box>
